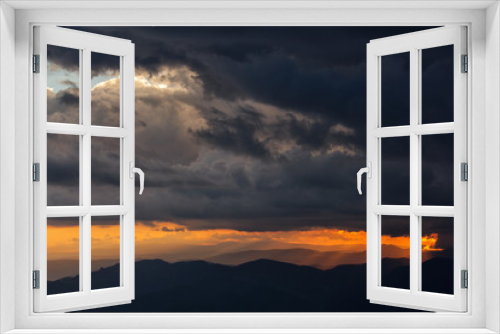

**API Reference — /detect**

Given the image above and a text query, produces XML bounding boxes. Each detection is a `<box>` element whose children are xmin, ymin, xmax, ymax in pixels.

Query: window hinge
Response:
<box><xmin>461</xmin><ymin>270</ymin><xmax>468</xmax><ymax>289</ymax></box>
<box><xmin>461</xmin><ymin>54</ymin><xmax>468</xmax><ymax>73</ymax></box>
<box><xmin>461</xmin><ymin>162</ymin><xmax>468</xmax><ymax>182</ymax></box>
<box><xmin>33</xmin><ymin>54</ymin><xmax>40</xmax><ymax>73</ymax></box>
<box><xmin>33</xmin><ymin>163</ymin><xmax>40</xmax><ymax>182</ymax></box>
<box><xmin>33</xmin><ymin>270</ymin><xmax>40</xmax><ymax>289</ymax></box>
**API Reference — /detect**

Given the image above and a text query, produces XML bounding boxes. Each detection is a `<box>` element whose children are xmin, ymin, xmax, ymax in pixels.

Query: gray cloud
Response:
<box><xmin>47</xmin><ymin>26</ymin><xmax>452</xmax><ymax>233</ymax></box>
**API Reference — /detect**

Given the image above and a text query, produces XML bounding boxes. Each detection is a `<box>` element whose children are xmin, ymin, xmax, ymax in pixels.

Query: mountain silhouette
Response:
<box><xmin>47</xmin><ymin>259</ymin><xmax>119</xmax><ymax>281</ymax></box>
<box><xmin>205</xmin><ymin>248</ymin><xmax>366</xmax><ymax>270</ymax></box>
<box><xmin>47</xmin><ymin>244</ymin><xmax>413</xmax><ymax>282</ymax></box>
<box><xmin>48</xmin><ymin>257</ymin><xmax>452</xmax><ymax>312</ymax></box>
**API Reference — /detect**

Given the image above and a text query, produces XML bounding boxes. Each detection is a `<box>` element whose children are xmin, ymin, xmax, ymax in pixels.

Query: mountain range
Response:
<box><xmin>48</xmin><ymin>244</ymin><xmax>413</xmax><ymax>281</ymax></box>
<box><xmin>47</xmin><ymin>257</ymin><xmax>453</xmax><ymax>312</ymax></box>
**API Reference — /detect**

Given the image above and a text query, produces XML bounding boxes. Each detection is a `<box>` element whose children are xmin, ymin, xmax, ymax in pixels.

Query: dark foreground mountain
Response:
<box><xmin>48</xmin><ymin>258</ymin><xmax>452</xmax><ymax>312</ymax></box>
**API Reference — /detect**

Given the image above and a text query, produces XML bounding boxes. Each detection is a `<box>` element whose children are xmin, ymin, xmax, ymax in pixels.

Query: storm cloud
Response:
<box><xmin>46</xmin><ymin>26</ymin><xmax>451</xmax><ymax>235</ymax></box>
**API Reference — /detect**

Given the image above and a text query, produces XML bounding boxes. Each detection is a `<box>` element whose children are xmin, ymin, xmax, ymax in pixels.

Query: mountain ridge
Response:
<box><xmin>48</xmin><ymin>244</ymin><xmax>414</xmax><ymax>281</ymax></box>
<box><xmin>48</xmin><ymin>257</ymin><xmax>452</xmax><ymax>312</ymax></box>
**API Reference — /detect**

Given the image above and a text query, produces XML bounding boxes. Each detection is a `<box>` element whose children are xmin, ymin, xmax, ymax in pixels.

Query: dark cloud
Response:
<box><xmin>91</xmin><ymin>51</ymin><xmax>120</xmax><ymax>77</ymax></box>
<box><xmin>66</xmin><ymin>26</ymin><xmax>433</xmax><ymax>74</ymax></box>
<box><xmin>47</xmin><ymin>216</ymin><xmax>121</xmax><ymax>227</ymax></box>
<box><xmin>47</xmin><ymin>87</ymin><xmax>79</xmax><ymax>123</ymax></box>
<box><xmin>192</xmin><ymin>106</ymin><xmax>272</xmax><ymax>161</ymax></box>
<box><xmin>381</xmin><ymin>136</ymin><xmax>410</xmax><ymax>205</ymax></box>
<box><xmin>285</xmin><ymin>114</ymin><xmax>356</xmax><ymax>152</ymax></box>
<box><xmin>133</xmin><ymin>149</ymin><xmax>369</xmax><ymax>231</ymax></box>
<box><xmin>58</xmin><ymin>89</ymin><xmax>79</xmax><ymax>106</ymax></box>
<box><xmin>381</xmin><ymin>216</ymin><xmax>410</xmax><ymax>238</ymax></box>
<box><xmin>422</xmin><ymin>45</ymin><xmax>454</xmax><ymax>124</ymax></box>
<box><xmin>47</xmin><ymin>133</ymin><xmax>80</xmax><ymax>206</ymax></box>
<box><xmin>91</xmin><ymin>137</ymin><xmax>121</xmax><ymax>205</ymax></box>
<box><xmin>421</xmin><ymin>133</ymin><xmax>454</xmax><ymax>206</ymax></box>
<box><xmin>92</xmin><ymin>216</ymin><xmax>121</xmax><ymax>226</ymax></box>
<box><xmin>47</xmin><ymin>44</ymin><xmax>79</xmax><ymax>72</ymax></box>
<box><xmin>381</xmin><ymin>52</ymin><xmax>411</xmax><ymax>127</ymax></box>
<box><xmin>47</xmin><ymin>26</ymin><xmax>453</xmax><ymax>233</ymax></box>
<box><xmin>161</xmin><ymin>225</ymin><xmax>186</xmax><ymax>232</ymax></box>
<box><xmin>47</xmin><ymin>217</ymin><xmax>80</xmax><ymax>227</ymax></box>
<box><xmin>63</xmin><ymin>26</ymin><xmax>433</xmax><ymax>136</ymax></box>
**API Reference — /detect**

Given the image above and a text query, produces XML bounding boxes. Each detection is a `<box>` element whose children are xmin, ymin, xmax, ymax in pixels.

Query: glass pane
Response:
<box><xmin>381</xmin><ymin>215</ymin><xmax>410</xmax><ymax>290</ymax></box>
<box><xmin>381</xmin><ymin>52</ymin><xmax>410</xmax><ymax>127</ymax></box>
<box><xmin>421</xmin><ymin>217</ymin><xmax>454</xmax><ymax>294</ymax></box>
<box><xmin>91</xmin><ymin>137</ymin><xmax>121</xmax><ymax>205</ymax></box>
<box><xmin>421</xmin><ymin>134</ymin><xmax>454</xmax><ymax>206</ymax></box>
<box><xmin>381</xmin><ymin>136</ymin><xmax>410</xmax><ymax>205</ymax></box>
<box><xmin>421</xmin><ymin>45</ymin><xmax>454</xmax><ymax>124</ymax></box>
<box><xmin>47</xmin><ymin>134</ymin><xmax>80</xmax><ymax>206</ymax></box>
<box><xmin>91</xmin><ymin>216</ymin><xmax>120</xmax><ymax>290</ymax></box>
<box><xmin>91</xmin><ymin>52</ymin><xmax>120</xmax><ymax>127</ymax></box>
<box><xmin>47</xmin><ymin>217</ymin><xmax>80</xmax><ymax>295</ymax></box>
<box><xmin>47</xmin><ymin>45</ymin><xmax>80</xmax><ymax>124</ymax></box>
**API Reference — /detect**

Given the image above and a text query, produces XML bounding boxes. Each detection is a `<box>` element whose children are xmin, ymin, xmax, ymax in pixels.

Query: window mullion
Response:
<box><xmin>82</xmin><ymin>48</ymin><xmax>92</xmax><ymax>294</ymax></box>
<box><xmin>416</xmin><ymin>48</ymin><xmax>424</xmax><ymax>293</ymax></box>
<box><xmin>119</xmin><ymin>56</ymin><xmax>124</xmax><ymax>287</ymax></box>
<box><xmin>409</xmin><ymin>48</ymin><xmax>420</xmax><ymax>294</ymax></box>
<box><xmin>78</xmin><ymin>48</ymin><xmax>84</xmax><ymax>293</ymax></box>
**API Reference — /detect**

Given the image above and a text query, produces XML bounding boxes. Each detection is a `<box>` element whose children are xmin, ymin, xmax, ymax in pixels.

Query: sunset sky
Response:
<box><xmin>46</xmin><ymin>27</ymin><xmax>454</xmax><ymax>281</ymax></box>
<box><xmin>47</xmin><ymin>220</ymin><xmax>444</xmax><ymax>261</ymax></box>
<box><xmin>46</xmin><ymin>218</ymin><xmax>446</xmax><ymax>280</ymax></box>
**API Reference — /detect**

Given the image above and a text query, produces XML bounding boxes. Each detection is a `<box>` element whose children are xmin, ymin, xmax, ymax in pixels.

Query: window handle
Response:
<box><xmin>357</xmin><ymin>162</ymin><xmax>371</xmax><ymax>195</ymax></box>
<box><xmin>129</xmin><ymin>162</ymin><xmax>145</xmax><ymax>195</ymax></box>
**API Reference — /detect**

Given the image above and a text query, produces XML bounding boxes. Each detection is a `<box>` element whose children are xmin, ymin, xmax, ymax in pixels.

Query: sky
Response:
<box><xmin>45</xmin><ymin>26</ymin><xmax>455</xmax><ymax>281</ymax></box>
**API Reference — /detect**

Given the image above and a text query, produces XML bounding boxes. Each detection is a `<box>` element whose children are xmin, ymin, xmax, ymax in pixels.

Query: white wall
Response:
<box><xmin>486</xmin><ymin>2</ymin><xmax>500</xmax><ymax>333</ymax></box>
<box><xmin>4</xmin><ymin>3</ymin><xmax>495</xmax><ymax>332</ymax></box>
<box><xmin>0</xmin><ymin>2</ymin><xmax>16</xmax><ymax>333</ymax></box>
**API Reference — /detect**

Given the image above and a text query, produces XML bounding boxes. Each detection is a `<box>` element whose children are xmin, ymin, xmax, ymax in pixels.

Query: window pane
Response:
<box><xmin>421</xmin><ymin>45</ymin><xmax>454</xmax><ymax>124</ymax></box>
<box><xmin>47</xmin><ymin>134</ymin><xmax>80</xmax><ymax>206</ymax></box>
<box><xmin>92</xmin><ymin>216</ymin><xmax>120</xmax><ymax>290</ymax></box>
<box><xmin>91</xmin><ymin>52</ymin><xmax>120</xmax><ymax>127</ymax></box>
<box><xmin>421</xmin><ymin>134</ymin><xmax>454</xmax><ymax>206</ymax></box>
<box><xmin>381</xmin><ymin>136</ymin><xmax>410</xmax><ymax>205</ymax></box>
<box><xmin>47</xmin><ymin>45</ymin><xmax>80</xmax><ymax>124</ymax></box>
<box><xmin>381</xmin><ymin>215</ymin><xmax>410</xmax><ymax>290</ymax></box>
<box><xmin>381</xmin><ymin>52</ymin><xmax>410</xmax><ymax>127</ymax></box>
<box><xmin>47</xmin><ymin>217</ymin><xmax>80</xmax><ymax>295</ymax></box>
<box><xmin>91</xmin><ymin>137</ymin><xmax>121</xmax><ymax>205</ymax></box>
<box><xmin>421</xmin><ymin>217</ymin><xmax>454</xmax><ymax>295</ymax></box>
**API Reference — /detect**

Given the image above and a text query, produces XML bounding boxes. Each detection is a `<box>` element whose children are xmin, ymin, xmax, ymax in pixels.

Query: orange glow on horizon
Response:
<box><xmin>47</xmin><ymin>225</ymin><xmax>80</xmax><ymax>261</ymax></box>
<box><xmin>47</xmin><ymin>223</ymin><xmax>121</xmax><ymax>261</ymax></box>
<box><xmin>47</xmin><ymin>221</ymin><xmax>444</xmax><ymax>261</ymax></box>
<box><xmin>421</xmin><ymin>233</ymin><xmax>444</xmax><ymax>251</ymax></box>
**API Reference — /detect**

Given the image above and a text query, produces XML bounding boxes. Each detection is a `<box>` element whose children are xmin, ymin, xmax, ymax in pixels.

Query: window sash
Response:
<box><xmin>33</xmin><ymin>25</ymin><xmax>136</xmax><ymax>313</ymax></box>
<box><xmin>366</xmin><ymin>26</ymin><xmax>468</xmax><ymax>312</ymax></box>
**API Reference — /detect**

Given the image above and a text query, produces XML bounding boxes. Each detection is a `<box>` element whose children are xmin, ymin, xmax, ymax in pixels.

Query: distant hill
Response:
<box><xmin>205</xmin><ymin>248</ymin><xmax>366</xmax><ymax>269</ymax></box>
<box><xmin>47</xmin><ymin>264</ymin><xmax>120</xmax><ymax>295</ymax></box>
<box><xmin>47</xmin><ymin>259</ymin><xmax>119</xmax><ymax>281</ymax></box>
<box><xmin>49</xmin><ymin>257</ymin><xmax>452</xmax><ymax>312</ymax></box>
<box><xmin>48</xmin><ymin>244</ymin><xmax>414</xmax><ymax>281</ymax></box>
<box><xmin>47</xmin><ymin>258</ymin><xmax>426</xmax><ymax>312</ymax></box>
<box><xmin>143</xmin><ymin>244</ymin><xmax>411</xmax><ymax>271</ymax></box>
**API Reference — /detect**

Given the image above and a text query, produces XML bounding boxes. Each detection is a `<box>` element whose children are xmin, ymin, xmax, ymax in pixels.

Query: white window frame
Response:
<box><xmin>0</xmin><ymin>1</ymin><xmax>499</xmax><ymax>333</ymax></box>
<box><xmin>366</xmin><ymin>26</ymin><xmax>468</xmax><ymax>312</ymax></box>
<box><xmin>33</xmin><ymin>26</ymin><xmax>136</xmax><ymax>313</ymax></box>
